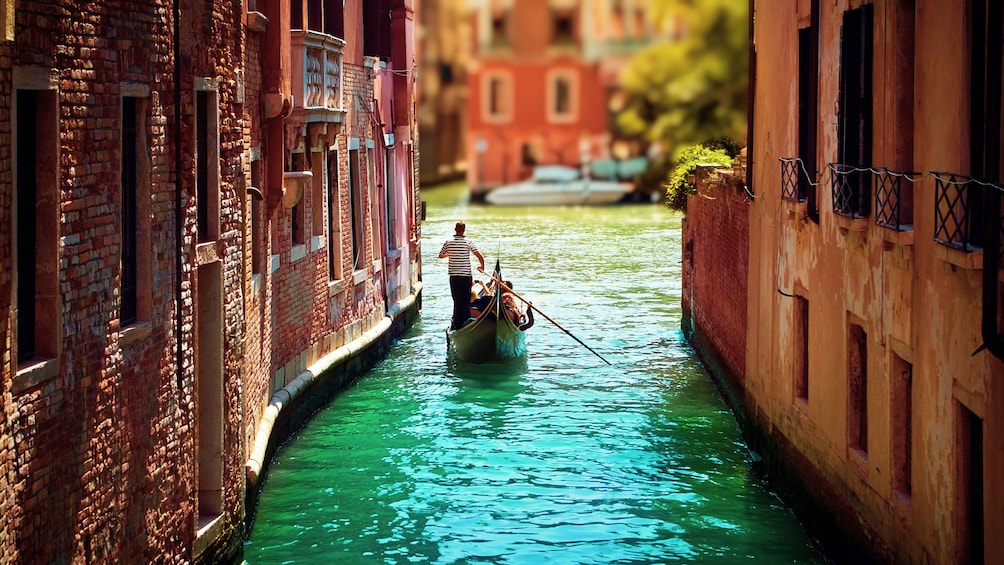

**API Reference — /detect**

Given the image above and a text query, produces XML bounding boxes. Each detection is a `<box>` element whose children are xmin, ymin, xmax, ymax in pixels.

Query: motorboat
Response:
<box><xmin>484</xmin><ymin>165</ymin><xmax>632</xmax><ymax>206</ymax></box>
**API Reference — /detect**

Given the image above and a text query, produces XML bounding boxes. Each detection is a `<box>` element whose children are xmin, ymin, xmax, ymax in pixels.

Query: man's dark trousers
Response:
<box><xmin>449</xmin><ymin>275</ymin><xmax>473</xmax><ymax>330</ymax></box>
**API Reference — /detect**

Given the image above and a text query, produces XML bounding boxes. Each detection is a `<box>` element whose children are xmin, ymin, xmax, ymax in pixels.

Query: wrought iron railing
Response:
<box><xmin>829</xmin><ymin>163</ymin><xmax>871</xmax><ymax>219</ymax></box>
<box><xmin>780</xmin><ymin>157</ymin><xmax>806</xmax><ymax>202</ymax></box>
<box><xmin>292</xmin><ymin>30</ymin><xmax>345</xmax><ymax>117</ymax></box>
<box><xmin>873</xmin><ymin>168</ymin><xmax>917</xmax><ymax>231</ymax></box>
<box><xmin>933</xmin><ymin>172</ymin><xmax>982</xmax><ymax>251</ymax></box>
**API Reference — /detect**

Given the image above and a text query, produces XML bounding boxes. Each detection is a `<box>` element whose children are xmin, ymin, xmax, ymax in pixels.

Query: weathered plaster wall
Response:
<box><xmin>740</xmin><ymin>0</ymin><xmax>1004</xmax><ymax>562</ymax></box>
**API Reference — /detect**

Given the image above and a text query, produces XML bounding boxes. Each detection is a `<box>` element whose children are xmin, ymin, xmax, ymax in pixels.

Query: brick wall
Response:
<box><xmin>681</xmin><ymin>161</ymin><xmax>750</xmax><ymax>386</ymax></box>
<box><xmin>0</xmin><ymin>0</ymin><xmax>247</xmax><ymax>561</ymax></box>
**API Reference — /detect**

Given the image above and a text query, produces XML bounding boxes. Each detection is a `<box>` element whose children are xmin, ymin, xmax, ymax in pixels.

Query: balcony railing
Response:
<box><xmin>829</xmin><ymin>163</ymin><xmax>871</xmax><ymax>219</ymax></box>
<box><xmin>933</xmin><ymin>172</ymin><xmax>981</xmax><ymax>251</ymax></box>
<box><xmin>873</xmin><ymin>168</ymin><xmax>917</xmax><ymax>231</ymax></box>
<box><xmin>780</xmin><ymin>157</ymin><xmax>806</xmax><ymax>203</ymax></box>
<box><xmin>291</xmin><ymin>30</ymin><xmax>345</xmax><ymax>122</ymax></box>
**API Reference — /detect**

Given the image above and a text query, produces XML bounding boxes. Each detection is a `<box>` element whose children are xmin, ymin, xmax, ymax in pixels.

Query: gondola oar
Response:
<box><xmin>493</xmin><ymin>278</ymin><xmax>612</xmax><ymax>366</ymax></box>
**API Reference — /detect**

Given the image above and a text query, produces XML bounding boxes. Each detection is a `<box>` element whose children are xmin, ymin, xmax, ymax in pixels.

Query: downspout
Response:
<box><xmin>979</xmin><ymin>190</ymin><xmax>1004</xmax><ymax>359</ymax></box>
<box><xmin>745</xmin><ymin>0</ymin><xmax>754</xmax><ymax>194</ymax></box>
<box><xmin>174</xmin><ymin>0</ymin><xmax>184</xmax><ymax>389</ymax></box>
<box><xmin>976</xmin><ymin>1</ymin><xmax>1004</xmax><ymax>360</ymax></box>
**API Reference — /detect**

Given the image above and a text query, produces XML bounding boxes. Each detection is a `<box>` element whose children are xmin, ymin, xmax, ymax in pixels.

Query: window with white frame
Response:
<box><xmin>547</xmin><ymin>70</ymin><xmax>578</xmax><ymax>123</ymax></box>
<box><xmin>483</xmin><ymin>72</ymin><xmax>512</xmax><ymax>123</ymax></box>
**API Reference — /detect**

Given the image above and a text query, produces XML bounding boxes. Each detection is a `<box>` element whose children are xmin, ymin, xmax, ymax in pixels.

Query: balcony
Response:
<box><xmin>829</xmin><ymin>163</ymin><xmax>871</xmax><ymax>219</ymax></box>
<box><xmin>780</xmin><ymin>157</ymin><xmax>807</xmax><ymax>203</ymax></box>
<box><xmin>291</xmin><ymin>30</ymin><xmax>346</xmax><ymax>125</ymax></box>
<box><xmin>873</xmin><ymin>168</ymin><xmax>917</xmax><ymax>232</ymax></box>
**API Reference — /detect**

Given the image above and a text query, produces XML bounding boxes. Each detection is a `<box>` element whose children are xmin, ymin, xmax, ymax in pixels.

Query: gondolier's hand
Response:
<box><xmin>477</xmin><ymin>265</ymin><xmax>485</xmax><ymax>273</ymax></box>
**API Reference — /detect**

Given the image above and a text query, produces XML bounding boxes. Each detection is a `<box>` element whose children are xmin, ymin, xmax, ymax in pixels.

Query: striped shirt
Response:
<box><xmin>440</xmin><ymin>236</ymin><xmax>479</xmax><ymax>276</ymax></box>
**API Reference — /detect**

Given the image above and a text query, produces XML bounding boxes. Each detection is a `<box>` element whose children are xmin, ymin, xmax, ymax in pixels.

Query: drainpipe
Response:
<box><xmin>979</xmin><ymin>190</ymin><xmax>1004</xmax><ymax>359</ymax></box>
<box><xmin>174</xmin><ymin>0</ymin><xmax>183</xmax><ymax>389</ymax></box>
<box><xmin>745</xmin><ymin>0</ymin><xmax>754</xmax><ymax>194</ymax></box>
<box><xmin>976</xmin><ymin>3</ymin><xmax>1004</xmax><ymax>360</ymax></box>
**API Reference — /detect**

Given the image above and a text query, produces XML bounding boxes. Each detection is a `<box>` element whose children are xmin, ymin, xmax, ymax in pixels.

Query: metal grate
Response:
<box><xmin>933</xmin><ymin>172</ymin><xmax>977</xmax><ymax>251</ymax></box>
<box><xmin>780</xmin><ymin>158</ymin><xmax>806</xmax><ymax>202</ymax></box>
<box><xmin>873</xmin><ymin>168</ymin><xmax>916</xmax><ymax>231</ymax></box>
<box><xmin>829</xmin><ymin>163</ymin><xmax>871</xmax><ymax>218</ymax></box>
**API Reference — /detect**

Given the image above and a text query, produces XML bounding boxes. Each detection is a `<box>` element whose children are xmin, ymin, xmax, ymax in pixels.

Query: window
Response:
<box><xmin>835</xmin><ymin>5</ymin><xmax>873</xmax><ymax>218</ymax></box>
<box><xmin>326</xmin><ymin>148</ymin><xmax>342</xmax><ymax>281</ymax></box>
<box><xmin>323</xmin><ymin>0</ymin><xmax>343</xmax><ymax>37</ymax></box>
<box><xmin>195</xmin><ymin>87</ymin><xmax>220</xmax><ymax>243</ymax></box>
<box><xmin>120</xmin><ymin>96</ymin><xmax>151</xmax><ymax>327</ymax></box>
<box><xmin>367</xmin><ymin>147</ymin><xmax>383</xmax><ymax>260</ymax></box>
<box><xmin>311</xmin><ymin>148</ymin><xmax>324</xmax><ymax>239</ymax></box>
<box><xmin>291</xmin><ymin>152</ymin><xmax>307</xmax><ymax>246</ymax></box>
<box><xmin>891</xmin><ymin>353</ymin><xmax>912</xmax><ymax>499</ymax></box>
<box><xmin>793</xmin><ymin>295</ymin><xmax>809</xmax><ymax>402</ymax></box>
<box><xmin>250</xmin><ymin>156</ymin><xmax>264</xmax><ymax>276</ymax></box>
<box><xmin>552</xmin><ymin>11</ymin><xmax>574</xmax><ymax>45</ymax></box>
<box><xmin>348</xmin><ymin>145</ymin><xmax>364</xmax><ymax>271</ymax></box>
<box><xmin>547</xmin><ymin>71</ymin><xmax>577</xmax><ymax>123</ymax></box>
<box><xmin>483</xmin><ymin>73</ymin><xmax>512</xmax><ymax>123</ymax></box>
<box><xmin>384</xmin><ymin>151</ymin><xmax>397</xmax><ymax>251</ymax></box>
<box><xmin>847</xmin><ymin>322</ymin><xmax>868</xmax><ymax>455</ymax></box>
<box><xmin>363</xmin><ymin>0</ymin><xmax>392</xmax><ymax>61</ymax></box>
<box><xmin>967</xmin><ymin>0</ymin><xmax>1004</xmax><ymax>248</ymax></box>
<box><xmin>490</xmin><ymin>12</ymin><xmax>508</xmax><ymax>48</ymax></box>
<box><xmin>15</xmin><ymin>87</ymin><xmax>59</xmax><ymax>368</ymax></box>
<box><xmin>796</xmin><ymin>1</ymin><xmax>819</xmax><ymax>215</ymax></box>
<box><xmin>956</xmin><ymin>402</ymin><xmax>984</xmax><ymax>564</ymax></box>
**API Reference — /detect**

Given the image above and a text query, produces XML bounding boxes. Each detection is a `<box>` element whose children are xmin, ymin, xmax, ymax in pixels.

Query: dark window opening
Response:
<box><xmin>16</xmin><ymin>90</ymin><xmax>38</xmax><ymax>362</ymax></box>
<box><xmin>196</xmin><ymin>90</ymin><xmax>210</xmax><ymax>241</ymax></box>
<box><xmin>363</xmin><ymin>0</ymin><xmax>392</xmax><ymax>61</ymax></box>
<box><xmin>491</xmin><ymin>14</ymin><xmax>507</xmax><ymax>47</ymax></box>
<box><xmin>121</xmin><ymin>97</ymin><xmax>138</xmax><ymax>325</ymax></box>
<box><xmin>251</xmin><ymin>158</ymin><xmax>263</xmax><ymax>275</ymax></box>
<box><xmin>797</xmin><ymin>11</ymin><xmax>819</xmax><ymax>211</ymax></box>
<box><xmin>794</xmin><ymin>295</ymin><xmax>809</xmax><ymax>401</ymax></box>
<box><xmin>848</xmin><ymin>323</ymin><xmax>868</xmax><ymax>454</ymax></box>
<box><xmin>892</xmin><ymin>354</ymin><xmax>913</xmax><ymax>497</ymax></box>
<box><xmin>327</xmin><ymin>149</ymin><xmax>340</xmax><ymax>280</ymax></box>
<box><xmin>554</xmin><ymin>77</ymin><xmax>571</xmax><ymax>115</ymax></box>
<box><xmin>957</xmin><ymin>404</ymin><xmax>984</xmax><ymax>564</ymax></box>
<box><xmin>552</xmin><ymin>12</ymin><xmax>574</xmax><ymax>45</ymax></box>
<box><xmin>291</xmin><ymin>0</ymin><xmax>303</xmax><ymax>29</ymax></box>
<box><xmin>324</xmin><ymin>0</ymin><xmax>344</xmax><ymax>37</ymax></box>
<box><xmin>348</xmin><ymin>148</ymin><xmax>364</xmax><ymax>270</ymax></box>
<box><xmin>836</xmin><ymin>5</ymin><xmax>873</xmax><ymax>218</ymax></box>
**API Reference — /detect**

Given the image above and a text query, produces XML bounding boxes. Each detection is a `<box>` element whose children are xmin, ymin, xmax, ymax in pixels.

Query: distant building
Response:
<box><xmin>416</xmin><ymin>0</ymin><xmax>471</xmax><ymax>186</ymax></box>
<box><xmin>684</xmin><ymin>1</ymin><xmax>1003</xmax><ymax>563</ymax></box>
<box><xmin>0</xmin><ymin>0</ymin><xmax>421</xmax><ymax>562</ymax></box>
<box><xmin>465</xmin><ymin>0</ymin><xmax>659</xmax><ymax>197</ymax></box>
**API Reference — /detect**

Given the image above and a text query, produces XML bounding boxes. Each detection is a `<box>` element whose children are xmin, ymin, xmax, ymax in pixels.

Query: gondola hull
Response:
<box><xmin>448</xmin><ymin>290</ymin><xmax>526</xmax><ymax>364</ymax></box>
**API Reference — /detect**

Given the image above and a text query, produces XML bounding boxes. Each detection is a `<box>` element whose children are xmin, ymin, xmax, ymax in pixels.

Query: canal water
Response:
<box><xmin>243</xmin><ymin>183</ymin><xmax>826</xmax><ymax>564</ymax></box>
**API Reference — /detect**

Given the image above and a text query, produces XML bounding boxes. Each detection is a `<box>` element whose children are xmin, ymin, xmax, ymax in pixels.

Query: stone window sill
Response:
<box><xmin>936</xmin><ymin>243</ymin><xmax>982</xmax><ymax>270</ymax></box>
<box><xmin>120</xmin><ymin>322</ymin><xmax>152</xmax><ymax>347</ymax></box>
<box><xmin>14</xmin><ymin>357</ymin><xmax>59</xmax><ymax>395</ymax></box>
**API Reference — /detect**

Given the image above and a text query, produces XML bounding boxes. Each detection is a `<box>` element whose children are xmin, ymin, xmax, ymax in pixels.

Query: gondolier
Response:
<box><xmin>439</xmin><ymin>221</ymin><xmax>486</xmax><ymax>330</ymax></box>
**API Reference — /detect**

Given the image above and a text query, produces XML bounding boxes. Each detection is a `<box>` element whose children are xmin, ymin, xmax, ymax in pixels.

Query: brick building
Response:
<box><xmin>1</xmin><ymin>0</ymin><xmax>421</xmax><ymax>562</ymax></box>
<box><xmin>685</xmin><ymin>1</ymin><xmax>1003</xmax><ymax>562</ymax></box>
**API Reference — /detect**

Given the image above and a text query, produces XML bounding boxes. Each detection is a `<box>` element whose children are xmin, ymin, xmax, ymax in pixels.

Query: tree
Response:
<box><xmin>618</xmin><ymin>0</ymin><xmax>749</xmax><ymax>161</ymax></box>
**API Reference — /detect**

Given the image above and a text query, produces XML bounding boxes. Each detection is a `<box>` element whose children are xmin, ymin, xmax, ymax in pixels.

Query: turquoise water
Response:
<box><xmin>243</xmin><ymin>184</ymin><xmax>825</xmax><ymax>564</ymax></box>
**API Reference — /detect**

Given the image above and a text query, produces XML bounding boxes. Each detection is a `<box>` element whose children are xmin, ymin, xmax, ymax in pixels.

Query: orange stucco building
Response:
<box><xmin>687</xmin><ymin>0</ymin><xmax>1003</xmax><ymax>562</ymax></box>
<box><xmin>465</xmin><ymin>0</ymin><xmax>656</xmax><ymax>196</ymax></box>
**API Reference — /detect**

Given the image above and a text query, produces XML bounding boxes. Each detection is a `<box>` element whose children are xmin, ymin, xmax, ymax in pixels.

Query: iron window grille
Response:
<box><xmin>780</xmin><ymin>158</ymin><xmax>807</xmax><ymax>202</ymax></box>
<box><xmin>873</xmin><ymin>168</ymin><xmax>917</xmax><ymax>231</ymax></box>
<box><xmin>933</xmin><ymin>172</ymin><xmax>981</xmax><ymax>252</ymax></box>
<box><xmin>829</xmin><ymin>162</ymin><xmax>871</xmax><ymax>219</ymax></box>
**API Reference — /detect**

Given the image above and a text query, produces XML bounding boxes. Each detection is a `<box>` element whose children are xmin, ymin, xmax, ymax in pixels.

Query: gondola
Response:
<box><xmin>447</xmin><ymin>263</ymin><xmax>528</xmax><ymax>364</ymax></box>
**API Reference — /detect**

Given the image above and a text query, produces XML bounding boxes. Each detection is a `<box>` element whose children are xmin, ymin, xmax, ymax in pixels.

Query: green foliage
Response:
<box><xmin>618</xmin><ymin>0</ymin><xmax>749</xmax><ymax>160</ymax></box>
<box><xmin>664</xmin><ymin>144</ymin><xmax>733</xmax><ymax>210</ymax></box>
